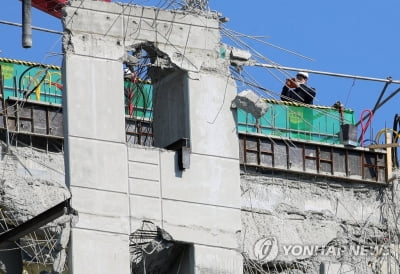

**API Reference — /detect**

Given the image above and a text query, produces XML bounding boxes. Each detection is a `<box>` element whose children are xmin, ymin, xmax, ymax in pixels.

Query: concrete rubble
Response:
<box><xmin>241</xmin><ymin>171</ymin><xmax>400</xmax><ymax>273</ymax></box>
<box><xmin>232</xmin><ymin>89</ymin><xmax>268</xmax><ymax>118</ymax></box>
<box><xmin>0</xmin><ymin>130</ymin><xmax>397</xmax><ymax>274</ymax></box>
<box><xmin>129</xmin><ymin>221</ymin><xmax>186</xmax><ymax>274</ymax></box>
<box><xmin>0</xmin><ymin>143</ymin><xmax>71</xmax><ymax>273</ymax></box>
<box><xmin>0</xmin><ymin>145</ymin><xmax>69</xmax><ymax>219</ymax></box>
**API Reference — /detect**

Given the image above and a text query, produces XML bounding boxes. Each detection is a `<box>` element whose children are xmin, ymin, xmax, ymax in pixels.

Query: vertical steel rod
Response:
<box><xmin>22</xmin><ymin>0</ymin><xmax>32</xmax><ymax>48</ymax></box>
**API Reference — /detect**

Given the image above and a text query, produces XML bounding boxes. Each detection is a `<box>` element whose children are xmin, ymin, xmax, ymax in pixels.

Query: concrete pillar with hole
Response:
<box><xmin>63</xmin><ymin>1</ymin><xmax>242</xmax><ymax>273</ymax></box>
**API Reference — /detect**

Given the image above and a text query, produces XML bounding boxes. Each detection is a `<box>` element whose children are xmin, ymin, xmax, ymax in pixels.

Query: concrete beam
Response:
<box><xmin>64</xmin><ymin>0</ymin><xmax>222</xmax><ymax>71</ymax></box>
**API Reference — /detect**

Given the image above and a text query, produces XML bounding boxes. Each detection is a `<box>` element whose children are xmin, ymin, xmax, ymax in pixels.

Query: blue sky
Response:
<box><xmin>1</xmin><ymin>0</ymin><xmax>400</xmax><ymax>141</ymax></box>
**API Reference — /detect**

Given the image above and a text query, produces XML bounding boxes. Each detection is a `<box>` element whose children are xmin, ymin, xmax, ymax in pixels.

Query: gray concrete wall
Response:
<box><xmin>63</xmin><ymin>2</ymin><xmax>130</xmax><ymax>271</ymax></box>
<box><xmin>152</xmin><ymin>70</ymin><xmax>190</xmax><ymax>148</ymax></box>
<box><xmin>128</xmin><ymin>126</ymin><xmax>242</xmax><ymax>273</ymax></box>
<box><xmin>64</xmin><ymin>0</ymin><xmax>220</xmax><ymax>72</ymax></box>
<box><xmin>63</xmin><ymin>53</ymin><xmax>130</xmax><ymax>273</ymax></box>
<box><xmin>63</xmin><ymin>1</ymin><xmax>242</xmax><ymax>273</ymax></box>
<box><xmin>131</xmin><ymin>52</ymin><xmax>242</xmax><ymax>273</ymax></box>
<box><xmin>128</xmin><ymin>145</ymin><xmax>241</xmax><ymax>247</ymax></box>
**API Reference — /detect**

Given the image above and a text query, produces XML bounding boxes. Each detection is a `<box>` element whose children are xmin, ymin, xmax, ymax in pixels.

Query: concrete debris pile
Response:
<box><xmin>232</xmin><ymin>89</ymin><xmax>268</xmax><ymax>118</ymax></box>
<box><xmin>240</xmin><ymin>171</ymin><xmax>400</xmax><ymax>273</ymax></box>
<box><xmin>0</xmin><ymin>144</ymin><xmax>71</xmax><ymax>273</ymax></box>
<box><xmin>130</xmin><ymin>221</ymin><xmax>188</xmax><ymax>274</ymax></box>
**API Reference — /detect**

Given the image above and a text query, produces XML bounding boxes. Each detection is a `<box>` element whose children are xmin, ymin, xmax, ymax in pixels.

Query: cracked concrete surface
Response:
<box><xmin>0</xmin><ymin>144</ymin><xmax>70</xmax><ymax>273</ymax></box>
<box><xmin>0</xmin><ymin>145</ymin><xmax>69</xmax><ymax>220</ymax></box>
<box><xmin>241</xmin><ymin>171</ymin><xmax>400</xmax><ymax>273</ymax></box>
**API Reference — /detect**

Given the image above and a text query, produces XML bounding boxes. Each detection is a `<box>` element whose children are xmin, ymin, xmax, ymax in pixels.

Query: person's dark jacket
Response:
<box><xmin>281</xmin><ymin>84</ymin><xmax>316</xmax><ymax>104</ymax></box>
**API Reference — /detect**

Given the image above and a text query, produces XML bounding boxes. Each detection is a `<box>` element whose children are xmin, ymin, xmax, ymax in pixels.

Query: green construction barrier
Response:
<box><xmin>0</xmin><ymin>58</ymin><xmax>356</xmax><ymax>145</ymax></box>
<box><xmin>124</xmin><ymin>81</ymin><xmax>153</xmax><ymax>119</ymax></box>
<box><xmin>0</xmin><ymin>58</ymin><xmax>153</xmax><ymax>120</ymax></box>
<box><xmin>237</xmin><ymin>100</ymin><xmax>355</xmax><ymax>144</ymax></box>
<box><xmin>0</xmin><ymin>58</ymin><xmax>62</xmax><ymax>104</ymax></box>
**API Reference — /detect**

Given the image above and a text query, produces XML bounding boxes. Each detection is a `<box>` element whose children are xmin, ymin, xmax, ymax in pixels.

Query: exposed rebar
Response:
<box><xmin>183</xmin><ymin>0</ymin><xmax>209</xmax><ymax>10</ymax></box>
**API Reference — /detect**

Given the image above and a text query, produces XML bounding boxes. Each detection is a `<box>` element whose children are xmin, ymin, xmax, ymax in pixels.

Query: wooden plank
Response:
<box><xmin>386</xmin><ymin>132</ymin><xmax>392</xmax><ymax>180</ymax></box>
<box><xmin>367</xmin><ymin>143</ymin><xmax>400</xmax><ymax>149</ymax></box>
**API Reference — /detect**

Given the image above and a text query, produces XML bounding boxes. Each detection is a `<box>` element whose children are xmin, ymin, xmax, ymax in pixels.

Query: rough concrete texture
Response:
<box><xmin>0</xmin><ymin>145</ymin><xmax>69</xmax><ymax>221</ymax></box>
<box><xmin>232</xmin><ymin>89</ymin><xmax>268</xmax><ymax>118</ymax></box>
<box><xmin>1</xmin><ymin>139</ymin><xmax>398</xmax><ymax>273</ymax></box>
<box><xmin>193</xmin><ymin>244</ymin><xmax>244</xmax><ymax>273</ymax></box>
<box><xmin>0</xmin><ymin>144</ymin><xmax>70</xmax><ymax>273</ymax></box>
<box><xmin>64</xmin><ymin>0</ymin><xmax>221</xmax><ymax>72</ymax></box>
<box><xmin>241</xmin><ymin>171</ymin><xmax>400</xmax><ymax>273</ymax></box>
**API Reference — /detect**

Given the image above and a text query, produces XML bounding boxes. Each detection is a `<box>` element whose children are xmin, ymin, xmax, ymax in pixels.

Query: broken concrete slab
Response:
<box><xmin>232</xmin><ymin>89</ymin><xmax>268</xmax><ymax>118</ymax></box>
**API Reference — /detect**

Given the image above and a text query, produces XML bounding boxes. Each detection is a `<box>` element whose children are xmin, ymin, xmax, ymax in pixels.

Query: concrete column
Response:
<box><xmin>63</xmin><ymin>56</ymin><xmax>130</xmax><ymax>273</ymax></box>
<box><xmin>63</xmin><ymin>2</ymin><xmax>129</xmax><ymax>273</ymax></box>
<box><xmin>63</xmin><ymin>1</ymin><xmax>242</xmax><ymax>272</ymax></box>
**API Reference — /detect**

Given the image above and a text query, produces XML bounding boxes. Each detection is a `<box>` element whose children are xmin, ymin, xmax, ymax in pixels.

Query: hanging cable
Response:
<box><xmin>356</xmin><ymin>80</ymin><xmax>392</xmax><ymax>127</ymax></box>
<box><xmin>359</xmin><ymin>109</ymin><xmax>373</xmax><ymax>147</ymax></box>
<box><xmin>374</xmin><ymin>128</ymin><xmax>398</xmax><ymax>144</ymax></box>
<box><xmin>392</xmin><ymin>114</ymin><xmax>400</xmax><ymax>168</ymax></box>
<box><xmin>221</xmin><ymin>27</ymin><xmax>345</xmax><ymax>124</ymax></box>
<box><xmin>17</xmin><ymin>64</ymin><xmax>48</xmax><ymax>99</ymax></box>
<box><xmin>344</xmin><ymin>78</ymin><xmax>356</xmax><ymax>106</ymax></box>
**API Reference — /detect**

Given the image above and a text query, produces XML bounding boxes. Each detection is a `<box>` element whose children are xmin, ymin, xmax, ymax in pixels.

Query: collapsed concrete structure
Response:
<box><xmin>0</xmin><ymin>1</ymin><xmax>400</xmax><ymax>273</ymax></box>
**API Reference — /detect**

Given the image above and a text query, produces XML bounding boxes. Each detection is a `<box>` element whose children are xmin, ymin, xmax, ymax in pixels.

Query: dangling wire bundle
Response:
<box><xmin>392</xmin><ymin>114</ymin><xmax>400</xmax><ymax>168</ymax></box>
<box><xmin>18</xmin><ymin>64</ymin><xmax>49</xmax><ymax>100</ymax></box>
<box><xmin>360</xmin><ymin>109</ymin><xmax>373</xmax><ymax>147</ymax></box>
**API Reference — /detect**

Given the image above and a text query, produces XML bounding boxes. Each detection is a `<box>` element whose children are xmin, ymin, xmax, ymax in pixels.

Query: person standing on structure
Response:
<box><xmin>280</xmin><ymin>71</ymin><xmax>316</xmax><ymax>104</ymax></box>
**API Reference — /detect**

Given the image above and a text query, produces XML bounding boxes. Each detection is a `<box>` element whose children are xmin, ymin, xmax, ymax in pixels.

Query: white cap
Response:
<box><xmin>297</xmin><ymin>71</ymin><xmax>309</xmax><ymax>79</ymax></box>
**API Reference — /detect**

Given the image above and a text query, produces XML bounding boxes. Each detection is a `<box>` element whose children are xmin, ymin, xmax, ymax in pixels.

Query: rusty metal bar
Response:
<box><xmin>345</xmin><ymin>150</ymin><xmax>349</xmax><ymax>177</ymax></box>
<box><xmin>243</xmin><ymin>135</ymin><xmax>247</xmax><ymax>164</ymax></box>
<box><xmin>238</xmin><ymin>133</ymin><xmax>387</xmax><ymax>184</ymax></box>
<box><xmin>271</xmin><ymin>141</ymin><xmax>275</xmax><ymax>168</ymax></box>
<box><xmin>256</xmin><ymin>137</ymin><xmax>261</xmax><ymax>166</ymax></box>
